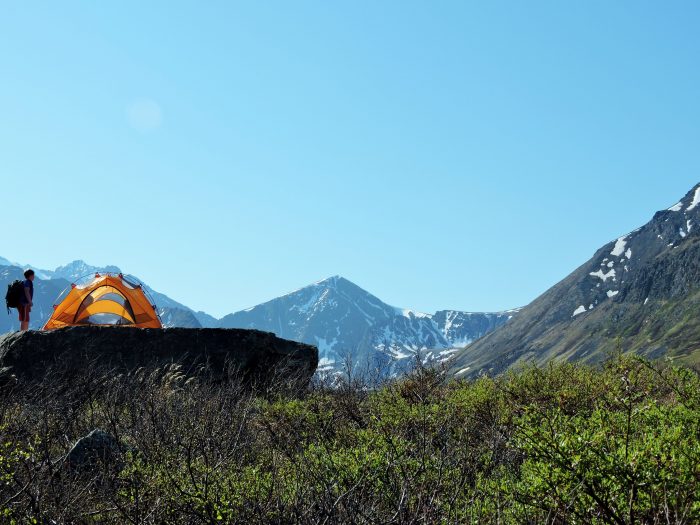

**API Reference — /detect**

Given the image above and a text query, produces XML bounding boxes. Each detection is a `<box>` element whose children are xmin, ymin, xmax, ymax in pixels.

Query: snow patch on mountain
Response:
<box><xmin>395</xmin><ymin>307</ymin><xmax>432</xmax><ymax>319</ymax></box>
<box><xmin>572</xmin><ymin>305</ymin><xmax>587</xmax><ymax>317</ymax></box>
<box><xmin>590</xmin><ymin>269</ymin><xmax>616</xmax><ymax>282</ymax></box>
<box><xmin>687</xmin><ymin>186</ymin><xmax>700</xmax><ymax>211</ymax></box>
<box><xmin>611</xmin><ymin>237</ymin><xmax>628</xmax><ymax>257</ymax></box>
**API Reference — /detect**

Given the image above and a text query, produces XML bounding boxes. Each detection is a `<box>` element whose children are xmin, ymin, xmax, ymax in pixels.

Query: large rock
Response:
<box><xmin>65</xmin><ymin>429</ymin><xmax>123</xmax><ymax>471</ymax></box>
<box><xmin>0</xmin><ymin>327</ymin><xmax>318</xmax><ymax>386</ymax></box>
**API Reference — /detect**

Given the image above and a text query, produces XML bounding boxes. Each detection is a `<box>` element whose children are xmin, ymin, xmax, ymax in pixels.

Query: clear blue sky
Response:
<box><xmin>1</xmin><ymin>1</ymin><xmax>699</xmax><ymax>317</ymax></box>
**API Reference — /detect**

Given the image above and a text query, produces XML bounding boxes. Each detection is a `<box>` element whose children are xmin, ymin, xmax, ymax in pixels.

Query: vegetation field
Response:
<box><xmin>0</xmin><ymin>356</ymin><xmax>698</xmax><ymax>524</ymax></box>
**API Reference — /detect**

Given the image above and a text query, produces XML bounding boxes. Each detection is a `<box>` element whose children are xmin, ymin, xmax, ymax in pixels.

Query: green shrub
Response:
<box><xmin>0</xmin><ymin>355</ymin><xmax>697</xmax><ymax>523</ymax></box>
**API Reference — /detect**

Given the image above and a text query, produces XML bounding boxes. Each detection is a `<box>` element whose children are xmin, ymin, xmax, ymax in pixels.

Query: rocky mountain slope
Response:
<box><xmin>219</xmin><ymin>276</ymin><xmax>515</xmax><ymax>373</ymax></box>
<box><xmin>452</xmin><ymin>183</ymin><xmax>700</xmax><ymax>377</ymax></box>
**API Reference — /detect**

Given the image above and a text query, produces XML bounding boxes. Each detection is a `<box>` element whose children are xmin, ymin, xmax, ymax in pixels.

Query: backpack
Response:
<box><xmin>5</xmin><ymin>280</ymin><xmax>24</xmax><ymax>313</ymax></box>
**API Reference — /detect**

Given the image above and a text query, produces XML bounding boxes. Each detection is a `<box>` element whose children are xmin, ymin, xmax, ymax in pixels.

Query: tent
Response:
<box><xmin>43</xmin><ymin>273</ymin><xmax>162</xmax><ymax>330</ymax></box>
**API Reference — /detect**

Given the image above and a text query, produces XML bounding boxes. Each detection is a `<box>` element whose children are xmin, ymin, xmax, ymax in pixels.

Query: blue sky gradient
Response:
<box><xmin>1</xmin><ymin>1</ymin><xmax>699</xmax><ymax>317</ymax></box>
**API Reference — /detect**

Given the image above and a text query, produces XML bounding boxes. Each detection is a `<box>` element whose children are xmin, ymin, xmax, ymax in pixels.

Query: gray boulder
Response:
<box><xmin>66</xmin><ymin>429</ymin><xmax>122</xmax><ymax>471</ymax></box>
<box><xmin>0</xmin><ymin>326</ymin><xmax>318</xmax><ymax>386</ymax></box>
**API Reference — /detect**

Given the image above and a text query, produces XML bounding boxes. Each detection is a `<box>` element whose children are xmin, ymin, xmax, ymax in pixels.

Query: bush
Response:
<box><xmin>0</xmin><ymin>356</ymin><xmax>697</xmax><ymax>523</ymax></box>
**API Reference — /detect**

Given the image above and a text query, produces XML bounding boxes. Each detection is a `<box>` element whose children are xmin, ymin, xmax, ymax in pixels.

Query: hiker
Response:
<box><xmin>18</xmin><ymin>269</ymin><xmax>35</xmax><ymax>331</ymax></box>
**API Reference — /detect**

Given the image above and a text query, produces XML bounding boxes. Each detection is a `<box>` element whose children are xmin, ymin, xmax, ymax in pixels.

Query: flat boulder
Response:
<box><xmin>0</xmin><ymin>327</ymin><xmax>318</xmax><ymax>386</ymax></box>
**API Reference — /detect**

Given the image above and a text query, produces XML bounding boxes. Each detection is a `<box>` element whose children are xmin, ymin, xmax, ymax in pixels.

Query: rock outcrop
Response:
<box><xmin>0</xmin><ymin>327</ymin><xmax>318</xmax><ymax>386</ymax></box>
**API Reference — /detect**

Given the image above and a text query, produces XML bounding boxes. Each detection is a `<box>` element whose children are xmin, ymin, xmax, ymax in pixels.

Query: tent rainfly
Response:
<box><xmin>43</xmin><ymin>273</ymin><xmax>162</xmax><ymax>330</ymax></box>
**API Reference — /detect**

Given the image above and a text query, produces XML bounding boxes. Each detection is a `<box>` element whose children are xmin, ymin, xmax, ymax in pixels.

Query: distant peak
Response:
<box><xmin>315</xmin><ymin>275</ymin><xmax>343</xmax><ymax>284</ymax></box>
<box><xmin>52</xmin><ymin>260</ymin><xmax>122</xmax><ymax>281</ymax></box>
<box><xmin>681</xmin><ymin>182</ymin><xmax>700</xmax><ymax>203</ymax></box>
<box><xmin>666</xmin><ymin>182</ymin><xmax>700</xmax><ymax>214</ymax></box>
<box><xmin>319</xmin><ymin>275</ymin><xmax>372</xmax><ymax>293</ymax></box>
<box><xmin>54</xmin><ymin>259</ymin><xmax>90</xmax><ymax>270</ymax></box>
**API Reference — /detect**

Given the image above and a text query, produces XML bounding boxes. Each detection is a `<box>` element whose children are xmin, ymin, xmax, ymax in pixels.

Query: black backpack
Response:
<box><xmin>5</xmin><ymin>280</ymin><xmax>24</xmax><ymax>313</ymax></box>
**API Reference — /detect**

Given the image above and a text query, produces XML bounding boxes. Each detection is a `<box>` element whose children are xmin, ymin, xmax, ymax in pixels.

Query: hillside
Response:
<box><xmin>452</xmin><ymin>183</ymin><xmax>700</xmax><ymax>376</ymax></box>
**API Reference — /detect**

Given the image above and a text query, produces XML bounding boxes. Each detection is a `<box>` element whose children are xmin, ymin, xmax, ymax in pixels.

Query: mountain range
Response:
<box><xmin>451</xmin><ymin>182</ymin><xmax>700</xmax><ymax>376</ymax></box>
<box><xmin>4</xmin><ymin>182</ymin><xmax>699</xmax><ymax>376</ymax></box>
<box><xmin>0</xmin><ymin>260</ymin><xmax>514</xmax><ymax>372</ymax></box>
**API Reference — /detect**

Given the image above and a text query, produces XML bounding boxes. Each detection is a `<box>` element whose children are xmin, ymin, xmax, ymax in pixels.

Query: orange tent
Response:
<box><xmin>43</xmin><ymin>273</ymin><xmax>162</xmax><ymax>330</ymax></box>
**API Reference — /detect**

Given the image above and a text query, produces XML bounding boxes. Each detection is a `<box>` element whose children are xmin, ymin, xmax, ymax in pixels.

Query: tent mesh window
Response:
<box><xmin>74</xmin><ymin>286</ymin><xmax>137</xmax><ymax>326</ymax></box>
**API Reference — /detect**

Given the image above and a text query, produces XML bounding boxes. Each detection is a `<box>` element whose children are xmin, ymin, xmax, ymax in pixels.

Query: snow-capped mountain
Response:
<box><xmin>218</xmin><ymin>276</ymin><xmax>515</xmax><ymax>373</ymax></box>
<box><xmin>0</xmin><ymin>257</ymin><xmax>53</xmax><ymax>280</ymax></box>
<box><xmin>48</xmin><ymin>260</ymin><xmax>122</xmax><ymax>282</ymax></box>
<box><xmin>452</xmin><ymin>182</ymin><xmax>700</xmax><ymax>377</ymax></box>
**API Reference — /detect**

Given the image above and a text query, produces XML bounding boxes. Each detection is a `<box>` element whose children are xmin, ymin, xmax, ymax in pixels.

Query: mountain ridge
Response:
<box><xmin>452</xmin><ymin>182</ymin><xmax>700</xmax><ymax>376</ymax></box>
<box><xmin>218</xmin><ymin>275</ymin><xmax>516</xmax><ymax>372</ymax></box>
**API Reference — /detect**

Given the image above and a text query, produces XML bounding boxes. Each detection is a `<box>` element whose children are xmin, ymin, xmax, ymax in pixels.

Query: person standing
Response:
<box><xmin>18</xmin><ymin>269</ymin><xmax>34</xmax><ymax>331</ymax></box>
